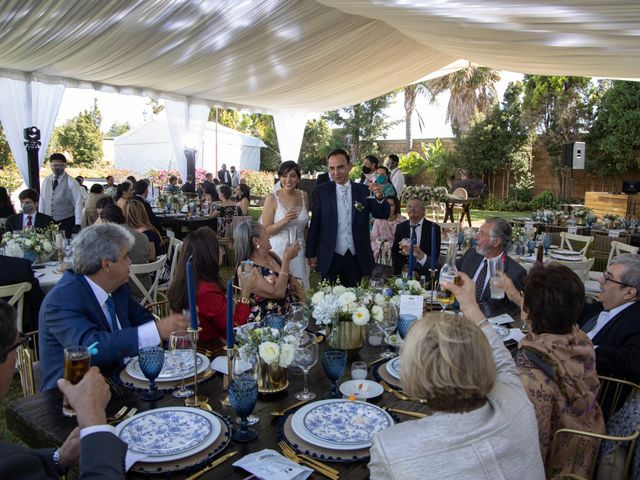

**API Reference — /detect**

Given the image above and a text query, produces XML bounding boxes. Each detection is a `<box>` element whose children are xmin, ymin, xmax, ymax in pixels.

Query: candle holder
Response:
<box><xmin>219</xmin><ymin>346</ymin><xmax>234</xmax><ymax>407</ymax></box>
<box><xmin>429</xmin><ymin>268</ymin><xmax>438</xmax><ymax>311</ymax></box>
<box><xmin>184</xmin><ymin>327</ymin><xmax>209</xmax><ymax>407</ymax></box>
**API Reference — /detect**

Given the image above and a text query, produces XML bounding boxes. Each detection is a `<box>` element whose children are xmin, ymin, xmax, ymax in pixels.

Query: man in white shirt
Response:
<box><xmin>39</xmin><ymin>153</ymin><xmax>84</xmax><ymax>238</ymax></box>
<box><xmin>386</xmin><ymin>154</ymin><xmax>405</xmax><ymax>200</ymax></box>
<box><xmin>230</xmin><ymin>165</ymin><xmax>240</xmax><ymax>188</ymax></box>
<box><xmin>580</xmin><ymin>253</ymin><xmax>640</xmax><ymax>382</ymax></box>
<box><xmin>39</xmin><ymin>223</ymin><xmax>189</xmax><ymax>390</ymax></box>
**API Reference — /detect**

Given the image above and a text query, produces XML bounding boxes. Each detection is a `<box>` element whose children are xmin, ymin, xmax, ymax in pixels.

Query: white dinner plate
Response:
<box><xmin>126</xmin><ymin>352</ymin><xmax>210</xmax><ymax>382</ymax></box>
<box><xmin>116</xmin><ymin>406</ymin><xmax>221</xmax><ymax>462</ymax></box>
<box><xmin>339</xmin><ymin>380</ymin><xmax>384</xmax><ymax>400</ymax></box>
<box><xmin>385</xmin><ymin>357</ymin><xmax>401</xmax><ymax>380</ymax></box>
<box><xmin>291</xmin><ymin>399</ymin><xmax>393</xmax><ymax>450</ymax></box>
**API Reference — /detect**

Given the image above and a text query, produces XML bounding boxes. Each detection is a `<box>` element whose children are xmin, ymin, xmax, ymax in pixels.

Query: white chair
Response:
<box><xmin>436</xmin><ymin>222</ymin><xmax>461</xmax><ymax>234</ymax></box>
<box><xmin>0</xmin><ymin>282</ymin><xmax>32</xmax><ymax>332</ymax></box>
<box><xmin>560</xmin><ymin>232</ymin><xmax>594</xmax><ymax>255</ymax></box>
<box><xmin>158</xmin><ymin>237</ymin><xmax>183</xmax><ymax>292</ymax></box>
<box><xmin>587</xmin><ymin>240</ymin><xmax>639</xmax><ymax>282</ymax></box>
<box><xmin>167</xmin><ymin>241</ymin><xmax>183</xmax><ymax>287</ymax></box>
<box><xmin>129</xmin><ymin>255</ymin><xmax>167</xmax><ymax>306</ymax></box>
<box><xmin>552</xmin><ymin>257</ymin><xmax>595</xmax><ymax>282</ymax></box>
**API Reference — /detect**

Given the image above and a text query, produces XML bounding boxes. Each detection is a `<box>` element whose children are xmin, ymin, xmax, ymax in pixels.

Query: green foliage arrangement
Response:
<box><xmin>242</xmin><ymin>170</ymin><xmax>276</xmax><ymax>198</ymax></box>
<box><xmin>531</xmin><ymin>191</ymin><xmax>557</xmax><ymax>210</ymax></box>
<box><xmin>398</xmin><ymin>151</ymin><xmax>427</xmax><ymax>176</ymax></box>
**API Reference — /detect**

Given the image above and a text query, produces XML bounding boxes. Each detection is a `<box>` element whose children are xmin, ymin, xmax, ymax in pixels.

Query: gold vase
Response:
<box><xmin>327</xmin><ymin>321</ymin><xmax>366</xmax><ymax>351</ymax></box>
<box><xmin>257</xmin><ymin>359</ymin><xmax>288</xmax><ymax>393</ymax></box>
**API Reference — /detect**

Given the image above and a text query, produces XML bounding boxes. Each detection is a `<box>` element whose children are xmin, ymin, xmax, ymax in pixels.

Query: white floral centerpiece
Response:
<box><xmin>384</xmin><ymin>277</ymin><xmax>428</xmax><ymax>308</ymax></box>
<box><xmin>311</xmin><ymin>281</ymin><xmax>386</xmax><ymax>350</ymax></box>
<box><xmin>1</xmin><ymin>228</ymin><xmax>54</xmax><ymax>263</ymax></box>
<box><xmin>237</xmin><ymin>327</ymin><xmax>298</xmax><ymax>393</ymax></box>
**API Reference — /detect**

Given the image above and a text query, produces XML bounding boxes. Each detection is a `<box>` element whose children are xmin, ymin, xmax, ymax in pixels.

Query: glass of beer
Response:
<box><xmin>62</xmin><ymin>346</ymin><xmax>90</xmax><ymax>416</ymax></box>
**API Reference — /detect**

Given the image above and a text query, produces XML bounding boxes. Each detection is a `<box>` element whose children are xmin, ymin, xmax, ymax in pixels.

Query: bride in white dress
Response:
<box><xmin>261</xmin><ymin>161</ymin><xmax>310</xmax><ymax>289</ymax></box>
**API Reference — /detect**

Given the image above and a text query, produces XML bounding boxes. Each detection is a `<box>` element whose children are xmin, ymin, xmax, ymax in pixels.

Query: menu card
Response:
<box><xmin>399</xmin><ymin>295</ymin><xmax>423</xmax><ymax>319</ymax></box>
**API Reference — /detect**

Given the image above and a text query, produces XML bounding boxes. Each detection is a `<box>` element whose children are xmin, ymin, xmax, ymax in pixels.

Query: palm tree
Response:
<box><xmin>427</xmin><ymin>65</ymin><xmax>501</xmax><ymax>135</ymax></box>
<box><xmin>403</xmin><ymin>82</ymin><xmax>432</xmax><ymax>151</ymax></box>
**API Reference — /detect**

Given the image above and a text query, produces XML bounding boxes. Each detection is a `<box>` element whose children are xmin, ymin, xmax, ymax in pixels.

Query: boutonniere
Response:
<box><xmin>354</xmin><ymin>201</ymin><xmax>364</xmax><ymax>212</ymax></box>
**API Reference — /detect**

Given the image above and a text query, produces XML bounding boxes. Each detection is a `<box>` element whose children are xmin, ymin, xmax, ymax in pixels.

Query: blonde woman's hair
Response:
<box><xmin>400</xmin><ymin>312</ymin><xmax>496</xmax><ymax>412</ymax></box>
<box><xmin>123</xmin><ymin>199</ymin><xmax>160</xmax><ymax>237</ymax></box>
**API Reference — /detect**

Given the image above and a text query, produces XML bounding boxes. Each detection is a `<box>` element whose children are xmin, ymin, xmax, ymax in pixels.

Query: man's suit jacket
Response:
<box><xmin>316</xmin><ymin>172</ymin><xmax>330</xmax><ymax>186</ymax></box>
<box><xmin>457</xmin><ymin>249</ymin><xmax>527</xmax><ymax>318</ymax></box>
<box><xmin>181</xmin><ymin>182</ymin><xmax>195</xmax><ymax>193</ymax></box>
<box><xmin>218</xmin><ymin>169</ymin><xmax>231</xmax><ymax>186</ymax></box>
<box><xmin>0</xmin><ymin>255</ymin><xmax>45</xmax><ymax>332</ymax></box>
<box><xmin>39</xmin><ymin>270</ymin><xmax>155</xmax><ymax>390</ymax></box>
<box><xmin>579</xmin><ymin>301</ymin><xmax>640</xmax><ymax>382</ymax></box>
<box><xmin>203</xmin><ymin>180</ymin><xmax>220</xmax><ymax>201</ymax></box>
<box><xmin>391</xmin><ymin>219</ymin><xmax>442</xmax><ymax>276</ymax></box>
<box><xmin>0</xmin><ymin>431</ymin><xmax>127</xmax><ymax>480</ymax></box>
<box><xmin>306</xmin><ymin>181</ymin><xmax>390</xmax><ymax>276</ymax></box>
<box><xmin>5</xmin><ymin>212</ymin><xmax>53</xmax><ymax>232</ymax></box>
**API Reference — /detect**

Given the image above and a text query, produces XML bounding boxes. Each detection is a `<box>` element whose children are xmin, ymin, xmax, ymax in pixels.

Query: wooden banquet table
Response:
<box><xmin>7</xmin><ymin>337</ymin><xmax>435</xmax><ymax>479</ymax></box>
<box><xmin>443</xmin><ymin>196</ymin><xmax>477</xmax><ymax>228</ymax></box>
<box><xmin>155</xmin><ymin>213</ymin><xmax>218</xmax><ymax>239</ymax></box>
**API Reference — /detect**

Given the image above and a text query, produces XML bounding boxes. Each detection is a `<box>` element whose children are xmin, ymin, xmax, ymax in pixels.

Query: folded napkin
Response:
<box><xmin>125</xmin><ymin>451</ymin><xmax>150</xmax><ymax>471</ymax></box>
<box><xmin>505</xmin><ymin>328</ymin><xmax>526</xmax><ymax>343</ymax></box>
<box><xmin>211</xmin><ymin>356</ymin><xmax>229</xmax><ymax>375</ymax></box>
<box><xmin>233</xmin><ymin>449</ymin><xmax>312</xmax><ymax>480</ymax></box>
<box><xmin>488</xmin><ymin>314</ymin><xmax>514</xmax><ymax>326</ymax></box>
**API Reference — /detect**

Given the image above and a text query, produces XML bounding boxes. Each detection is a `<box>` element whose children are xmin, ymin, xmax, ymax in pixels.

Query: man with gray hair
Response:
<box><xmin>580</xmin><ymin>253</ymin><xmax>640</xmax><ymax>383</ymax></box>
<box><xmin>457</xmin><ymin>217</ymin><xmax>526</xmax><ymax>317</ymax></box>
<box><xmin>39</xmin><ymin>224</ymin><xmax>188</xmax><ymax>391</ymax></box>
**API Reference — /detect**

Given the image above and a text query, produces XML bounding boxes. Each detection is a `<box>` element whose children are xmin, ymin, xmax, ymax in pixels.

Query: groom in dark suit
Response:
<box><xmin>5</xmin><ymin>189</ymin><xmax>53</xmax><ymax>232</ymax></box>
<box><xmin>307</xmin><ymin>149</ymin><xmax>389</xmax><ymax>287</ymax></box>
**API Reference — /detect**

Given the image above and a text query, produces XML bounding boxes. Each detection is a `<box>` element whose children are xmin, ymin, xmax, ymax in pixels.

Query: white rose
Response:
<box><xmin>282</xmin><ymin>335</ymin><xmax>298</xmax><ymax>346</ymax></box>
<box><xmin>371</xmin><ymin>305</ymin><xmax>383</xmax><ymax>322</ymax></box>
<box><xmin>279</xmin><ymin>343</ymin><xmax>295</xmax><ymax>368</ymax></box>
<box><xmin>337</xmin><ymin>291</ymin><xmax>356</xmax><ymax>307</ymax></box>
<box><xmin>43</xmin><ymin>241</ymin><xmax>52</xmax><ymax>252</ymax></box>
<box><xmin>408</xmin><ymin>280</ymin><xmax>420</xmax><ymax>290</ymax></box>
<box><xmin>332</xmin><ymin>285</ymin><xmax>347</xmax><ymax>296</ymax></box>
<box><xmin>311</xmin><ymin>291</ymin><xmax>325</xmax><ymax>305</ymax></box>
<box><xmin>374</xmin><ymin>293</ymin><xmax>386</xmax><ymax>306</ymax></box>
<box><xmin>395</xmin><ymin>278</ymin><xmax>404</xmax><ymax>287</ymax></box>
<box><xmin>258</xmin><ymin>341</ymin><xmax>280</xmax><ymax>365</ymax></box>
<box><xmin>352</xmin><ymin>306</ymin><xmax>370</xmax><ymax>326</ymax></box>
<box><xmin>24</xmin><ymin>239</ymin><xmax>33</xmax><ymax>248</ymax></box>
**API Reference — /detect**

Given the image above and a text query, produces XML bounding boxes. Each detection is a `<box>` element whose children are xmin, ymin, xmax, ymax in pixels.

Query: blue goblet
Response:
<box><xmin>138</xmin><ymin>346</ymin><xmax>165</xmax><ymax>401</ymax></box>
<box><xmin>457</xmin><ymin>232</ymin><xmax>465</xmax><ymax>251</ymax></box>
<box><xmin>229</xmin><ymin>377</ymin><xmax>258</xmax><ymax>442</ymax></box>
<box><xmin>527</xmin><ymin>240</ymin><xmax>536</xmax><ymax>256</ymax></box>
<box><xmin>542</xmin><ymin>234</ymin><xmax>552</xmax><ymax>255</ymax></box>
<box><xmin>322</xmin><ymin>349</ymin><xmax>347</xmax><ymax>398</ymax></box>
<box><xmin>397</xmin><ymin>314</ymin><xmax>417</xmax><ymax>340</ymax></box>
<box><xmin>264</xmin><ymin>314</ymin><xmax>286</xmax><ymax>330</ymax></box>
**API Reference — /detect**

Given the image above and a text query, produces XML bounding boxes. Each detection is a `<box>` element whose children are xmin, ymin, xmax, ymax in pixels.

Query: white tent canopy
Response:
<box><xmin>114</xmin><ymin>112</ymin><xmax>266</xmax><ymax>177</ymax></box>
<box><xmin>0</xmin><ymin>0</ymin><xmax>639</xmax><ymax>180</ymax></box>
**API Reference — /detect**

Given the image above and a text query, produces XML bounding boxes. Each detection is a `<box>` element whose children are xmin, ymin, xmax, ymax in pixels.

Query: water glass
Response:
<box><xmin>233</xmin><ymin>349</ymin><xmax>260</xmax><ymax>425</ymax></box>
<box><xmin>543</xmin><ymin>234</ymin><xmax>552</xmax><ymax>254</ymax></box>
<box><xmin>377</xmin><ymin>304</ymin><xmax>398</xmax><ymax>358</ymax></box>
<box><xmin>229</xmin><ymin>377</ymin><xmax>259</xmax><ymax>442</ymax></box>
<box><xmin>62</xmin><ymin>346</ymin><xmax>90</xmax><ymax>416</ymax></box>
<box><xmin>351</xmin><ymin>361</ymin><xmax>367</xmax><ymax>380</ymax></box>
<box><xmin>322</xmin><ymin>349</ymin><xmax>347</xmax><ymax>398</ymax></box>
<box><xmin>367</xmin><ymin>322</ymin><xmax>383</xmax><ymax>346</ymax></box>
<box><xmin>397</xmin><ymin>314</ymin><xmax>417</xmax><ymax>340</ymax></box>
<box><xmin>138</xmin><ymin>346</ymin><xmax>165</xmax><ymax>401</ymax></box>
<box><xmin>169</xmin><ymin>331</ymin><xmax>195</xmax><ymax>399</ymax></box>
<box><xmin>284</xmin><ymin>303</ymin><xmax>307</xmax><ymax>337</ymax></box>
<box><xmin>489</xmin><ymin>259</ymin><xmax>505</xmax><ymax>300</ymax></box>
<box><xmin>288</xmin><ymin>225</ymin><xmax>297</xmax><ymax>245</ymax></box>
<box><xmin>293</xmin><ymin>333</ymin><xmax>318</xmax><ymax>400</ymax></box>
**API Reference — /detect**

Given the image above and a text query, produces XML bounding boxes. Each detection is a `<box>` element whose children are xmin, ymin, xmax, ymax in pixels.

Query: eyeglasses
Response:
<box><xmin>0</xmin><ymin>334</ymin><xmax>28</xmax><ymax>363</ymax></box>
<box><xmin>600</xmin><ymin>271</ymin><xmax>632</xmax><ymax>288</ymax></box>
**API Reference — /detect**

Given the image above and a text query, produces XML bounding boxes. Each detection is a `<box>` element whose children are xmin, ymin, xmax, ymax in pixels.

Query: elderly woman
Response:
<box><xmin>233</xmin><ymin>220</ymin><xmax>303</xmax><ymax>322</ymax></box>
<box><xmin>369</xmin><ymin>272</ymin><xmax>545</xmax><ymax>480</ymax></box>
<box><xmin>167</xmin><ymin>227</ymin><xmax>257</xmax><ymax>343</ymax></box>
<box><xmin>501</xmin><ymin>265</ymin><xmax>605</xmax><ymax>478</ymax></box>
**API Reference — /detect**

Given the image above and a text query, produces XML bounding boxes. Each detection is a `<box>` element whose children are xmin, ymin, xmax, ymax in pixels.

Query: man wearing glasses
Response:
<box><xmin>581</xmin><ymin>253</ymin><xmax>640</xmax><ymax>383</ymax></box>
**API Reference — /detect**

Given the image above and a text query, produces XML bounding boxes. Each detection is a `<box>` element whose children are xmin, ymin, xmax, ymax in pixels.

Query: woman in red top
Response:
<box><xmin>167</xmin><ymin>227</ymin><xmax>256</xmax><ymax>342</ymax></box>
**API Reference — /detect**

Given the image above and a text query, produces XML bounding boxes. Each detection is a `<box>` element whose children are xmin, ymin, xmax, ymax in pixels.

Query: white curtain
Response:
<box><xmin>0</xmin><ymin>77</ymin><xmax>64</xmax><ymax>184</ymax></box>
<box><xmin>273</xmin><ymin>111</ymin><xmax>313</xmax><ymax>164</ymax></box>
<box><xmin>165</xmin><ymin>100</ymin><xmax>210</xmax><ymax>181</ymax></box>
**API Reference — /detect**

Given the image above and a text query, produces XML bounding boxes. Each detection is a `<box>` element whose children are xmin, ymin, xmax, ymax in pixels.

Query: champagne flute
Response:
<box><xmin>169</xmin><ymin>330</ymin><xmax>195</xmax><ymax>398</ymax></box>
<box><xmin>293</xmin><ymin>332</ymin><xmax>318</xmax><ymax>400</ymax></box>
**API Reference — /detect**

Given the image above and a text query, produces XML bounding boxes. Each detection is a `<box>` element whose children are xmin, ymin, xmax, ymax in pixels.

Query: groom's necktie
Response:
<box><xmin>338</xmin><ymin>184</ymin><xmax>349</xmax><ymax>209</ymax></box>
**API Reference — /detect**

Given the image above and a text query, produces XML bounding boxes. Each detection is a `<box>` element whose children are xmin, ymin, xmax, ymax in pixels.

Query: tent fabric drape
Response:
<box><xmin>0</xmin><ymin>77</ymin><xmax>64</xmax><ymax>183</ymax></box>
<box><xmin>165</xmin><ymin>100</ymin><xmax>210</xmax><ymax>181</ymax></box>
<box><xmin>273</xmin><ymin>111</ymin><xmax>312</xmax><ymax>164</ymax></box>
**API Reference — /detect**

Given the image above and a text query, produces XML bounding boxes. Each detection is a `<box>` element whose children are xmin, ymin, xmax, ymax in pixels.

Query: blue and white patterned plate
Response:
<box><xmin>126</xmin><ymin>352</ymin><xmax>210</xmax><ymax>382</ymax></box>
<box><xmin>116</xmin><ymin>407</ymin><xmax>221</xmax><ymax>461</ymax></box>
<box><xmin>385</xmin><ymin>357</ymin><xmax>401</xmax><ymax>380</ymax></box>
<box><xmin>292</xmin><ymin>400</ymin><xmax>393</xmax><ymax>449</ymax></box>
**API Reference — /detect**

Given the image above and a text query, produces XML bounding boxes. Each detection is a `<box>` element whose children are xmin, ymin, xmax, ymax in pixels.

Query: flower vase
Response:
<box><xmin>327</xmin><ymin>321</ymin><xmax>366</xmax><ymax>352</ymax></box>
<box><xmin>575</xmin><ymin>217</ymin><xmax>585</xmax><ymax>226</ymax></box>
<box><xmin>256</xmin><ymin>359</ymin><xmax>288</xmax><ymax>394</ymax></box>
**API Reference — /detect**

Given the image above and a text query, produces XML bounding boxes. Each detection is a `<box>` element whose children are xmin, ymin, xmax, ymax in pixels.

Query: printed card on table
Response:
<box><xmin>399</xmin><ymin>295</ymin><xmax>423</xmax><ymax>319</ymax></box>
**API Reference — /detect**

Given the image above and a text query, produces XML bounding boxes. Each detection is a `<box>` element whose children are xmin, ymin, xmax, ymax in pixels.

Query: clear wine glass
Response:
<box><xmin>377</xmin><ymin>304</ymin><xmax>398</xmax><ymax>358</ymax></box>
<box><xmin>168</xmin><ymin>330</ymin><xmax>195</xmax><ymax>399</ymax></box>
<box><xmin>284</xmin><ymin>302</ymin><xmax>307</xmax><ymax>337</ymax></box>
<box><xmin>233</xmin><ymin>349</ymin><xmax>260</xmax><ymax>425</ymax></box>
<box><xmin>293</xmin><ymin>333</ymin><xmax>318</xmax><ymax>400</ymax></box>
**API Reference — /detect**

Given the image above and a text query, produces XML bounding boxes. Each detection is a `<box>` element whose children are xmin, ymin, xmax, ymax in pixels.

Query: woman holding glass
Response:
<box><xmin>167</xmin><ymin>227</ymin><xmax>257</xmax><ymax>343</ymax></box>
<box><xmin>370</xmin><ymin>195</ymin><xmax>406</xmax><ymax>265</ymax></box>
<box><xmin>234</xmin><ymin>220</ymin><xmax>304</xmax><ymax>322</ymax></box>
<box><xmin>261</xmin><ymin>161</ymin><xmax>310</xmax><ymax>289</ymax></box>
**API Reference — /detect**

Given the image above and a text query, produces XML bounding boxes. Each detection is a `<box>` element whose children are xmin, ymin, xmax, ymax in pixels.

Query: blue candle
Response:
<box><xmin>407</xmin><ymin>234</ymin><xmax>416</xmax><ymax>279</ymax></box>
<box><xmin>430</xmin><ymin>227</ymin><xmax>438</xmax><ymax>269</ymax></box>
<box><xmin>186</xmin><ymin>255</ymin><xmax>198</xmax><ymax>330</ymax></box>
<box><xmin>226</xmin><ymin>277</ymin><xmax>234</xmax><ymax>349</ymax></box>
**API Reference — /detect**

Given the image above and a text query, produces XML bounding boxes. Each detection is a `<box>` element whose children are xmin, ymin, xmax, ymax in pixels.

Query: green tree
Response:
<box><xmin>299</xmin><ymin>118</ymin><xmax>332</xmax><ymax>173</ymax></box>
<box><xmin>106</xmin><ymin>121</ymin><xmax>131</xmax><ymax>137</ymax></box>
<box><xmin>403</xmin><ymin>82</ymin><xmax>432</xmax><ymax>150</ymax></box>
<box><xmin>324</xmin><ymin>92</ymin><xmax>397</xmax><ymax>161</ymax></box>
<box><xmin>588</xmin><ymin>80</ymin><xmax>640</xmax><ymax>177</ymax></box>
<box><xmin>0</xmin><ymin>123</ymin><xmax>13</xmax><ymax>169</ymax></box>
<box><xmin>51</xmin><ymin>99</ymin><xmax>103</xmax><ymax>166</ymax></box>
<box><xmin>427</xmin><ymin>66</ymin><xmax>501</xmax><ymax>135</ymax></box>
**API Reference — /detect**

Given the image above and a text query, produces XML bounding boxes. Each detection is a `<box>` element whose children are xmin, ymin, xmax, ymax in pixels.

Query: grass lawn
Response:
<box><xmin>0</xmin><ymin>377</ymin><xmax>26</xmax><ymax>445</ymax></box>
<box><xmin>469</xmin><ymin>210</ymin><xmax>524</xmax><ymax>222</ymax></box>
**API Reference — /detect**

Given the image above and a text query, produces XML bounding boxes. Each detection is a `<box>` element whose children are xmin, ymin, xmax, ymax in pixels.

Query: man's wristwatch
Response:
<box><xmin>52</xmin><ymin>448</ymin><xmax>67</xmax><ymax>475</ymax></box>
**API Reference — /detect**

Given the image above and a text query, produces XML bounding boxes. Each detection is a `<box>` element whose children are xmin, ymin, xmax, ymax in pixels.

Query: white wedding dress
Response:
<box><xmin>268</xmin><ymin>190</ymin><xmax>310</xmax><ymax>289</ymax></box>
